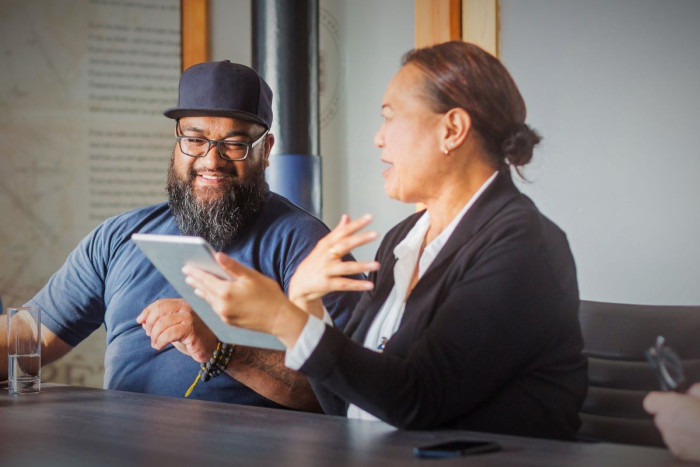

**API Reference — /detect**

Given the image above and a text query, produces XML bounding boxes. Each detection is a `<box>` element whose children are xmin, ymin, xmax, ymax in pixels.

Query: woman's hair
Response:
<box><xmin>402</xmin><ymin>41</ymin><xmax>540</xmax><ymax>172</ymax></box>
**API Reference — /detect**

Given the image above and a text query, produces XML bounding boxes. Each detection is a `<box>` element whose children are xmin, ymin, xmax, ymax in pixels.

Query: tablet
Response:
<box><xmin>131</xmin><ymin>233</ymin><xmax>285</xmax><ymax>350</ymax></box>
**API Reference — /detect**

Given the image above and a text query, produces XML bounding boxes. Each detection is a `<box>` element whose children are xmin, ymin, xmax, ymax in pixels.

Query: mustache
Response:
<box><xmin>186</xmin><ymin>165</ymin><xmax>239</xmax><ymax>181</ymax></box>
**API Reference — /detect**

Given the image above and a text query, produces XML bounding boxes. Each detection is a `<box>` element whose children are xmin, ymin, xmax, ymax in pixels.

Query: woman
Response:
<box><xmin>183</xmin><ymin>41</ymin><xmax>588</xmax><ymax>440</ymax></box>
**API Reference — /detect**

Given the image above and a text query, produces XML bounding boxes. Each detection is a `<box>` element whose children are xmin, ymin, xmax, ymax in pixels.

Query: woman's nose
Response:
<box><xmin>373</xmin><ymin>127</ymin><xmax>385</xmax><ymax>148</ymax></box>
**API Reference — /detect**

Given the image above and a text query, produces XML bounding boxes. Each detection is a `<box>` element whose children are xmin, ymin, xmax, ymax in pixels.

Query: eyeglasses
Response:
<box><xmin>175</xmin><ymin>127</ymin><xmax>269</xmax><ymax>161</ymax></box>
<box><xmin>645</xmin><ymin>335</ymin><xmax>686</xmax><ymax>391</ymax></box>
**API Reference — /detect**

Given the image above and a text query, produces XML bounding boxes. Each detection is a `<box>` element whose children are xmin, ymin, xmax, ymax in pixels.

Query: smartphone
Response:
<box><xmin>413</xmin><ymin>440</ymin><xmax>502</xmax><ymax>458</ymax></box>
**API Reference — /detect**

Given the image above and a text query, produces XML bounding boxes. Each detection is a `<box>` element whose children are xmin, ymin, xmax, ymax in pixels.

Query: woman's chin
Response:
<box><xmin>383</xmin><ymin>181</ymin><xmax>398</xmax><ymax>201</ymax></box>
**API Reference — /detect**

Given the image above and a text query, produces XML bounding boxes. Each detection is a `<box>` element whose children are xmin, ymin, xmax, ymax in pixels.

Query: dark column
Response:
<box><xmin>252</xmin><ymin>0</ymin><xmax>321</xmax><ymax>218</ymax></box>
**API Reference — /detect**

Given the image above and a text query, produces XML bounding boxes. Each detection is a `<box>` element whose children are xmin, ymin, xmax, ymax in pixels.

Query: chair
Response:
<box><xmin>578</xmin><ymin>300</ymin><xmax>700</xmax><ymax>447</ymax></box>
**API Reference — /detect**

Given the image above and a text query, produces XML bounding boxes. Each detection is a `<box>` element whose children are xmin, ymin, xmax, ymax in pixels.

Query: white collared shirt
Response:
<box><xmin>286</xmin><ymin>172</ymin><xmax>498</xmax><ymax>421</ymax></box>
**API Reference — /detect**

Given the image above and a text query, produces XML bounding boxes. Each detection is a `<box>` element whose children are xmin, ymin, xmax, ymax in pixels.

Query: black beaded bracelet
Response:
<box><xmin>185</xmin><ymin>342</ymin><xmax>235</xmax><ymax>397</ymax></box>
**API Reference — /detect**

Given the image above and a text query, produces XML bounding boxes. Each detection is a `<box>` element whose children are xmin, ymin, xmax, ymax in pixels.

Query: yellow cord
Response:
<box><xmin>184</xmin><ymin>341</ymin><xmax>223</xmax><ymax>398</ymax></box>
<box><xmin>184</xmin><ymin>372</ymin><xmax>201</xmax><ymax>398</ymax></box>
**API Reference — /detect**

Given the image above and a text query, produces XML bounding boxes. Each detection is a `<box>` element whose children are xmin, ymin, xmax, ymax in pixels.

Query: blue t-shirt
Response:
<box><xmin>29</xmin><ymin>192</ymin><xmax>358</xmax><ymax>407</ymax></box>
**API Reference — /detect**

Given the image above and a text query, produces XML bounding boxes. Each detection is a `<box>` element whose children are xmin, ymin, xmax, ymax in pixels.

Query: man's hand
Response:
<box><xmin>136</xmin><ymin>298</ymin><xmax>321</xmax><ymax>412</ymax></box>
<box><xmin>136</xmin><ymin>298</ymin><xmax>217</xmax><ymax>363</ymax></box>
<box><xmin>644</xmin><ymin>383</ymin><xmax>700</xmax><ymax>462</ymax></box>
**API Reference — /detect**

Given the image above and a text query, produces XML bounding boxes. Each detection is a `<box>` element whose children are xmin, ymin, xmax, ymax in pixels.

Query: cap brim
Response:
<box><xmin>163</xmin><ymin>107</ymin><xmax>269</xmax><ymax>129</ymax></box>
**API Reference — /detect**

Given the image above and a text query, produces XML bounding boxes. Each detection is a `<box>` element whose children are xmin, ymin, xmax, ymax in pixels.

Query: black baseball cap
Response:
<box><xmin>164</xmin><ymin>60</ymin><xmax>273</xmax><ymax>129</ymax></box>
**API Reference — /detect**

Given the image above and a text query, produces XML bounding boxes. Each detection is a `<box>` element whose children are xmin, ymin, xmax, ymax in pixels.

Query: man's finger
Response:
<box><xmin>643</xmin><ymin>391</ymin><xmax>667</xmax><ymax>414</ymax></box>
<box><xmin>136</xmin><ymin>303</ymin><xmax>155</xmax><ymax>324</ymax></box>
<box><xmin>153</xmin><ymin>322</ymin><xmax>188</xmax><ymax>351</ymax></box>
<box><xmin>150</xmin><ymin>313</ymin><xmax>183</xmax><ymax>348</ymax></box>
<box><xmin>688</xmin><ymin>383</ymin><xmax>700</xmax><ymax>398</ymax></box>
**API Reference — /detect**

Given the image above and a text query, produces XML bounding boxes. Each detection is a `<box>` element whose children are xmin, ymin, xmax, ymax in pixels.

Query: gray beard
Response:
<box><xmin>166</xmin><ymin>157</ymin><xmax>268</xmax><ymax>250</ymax></box>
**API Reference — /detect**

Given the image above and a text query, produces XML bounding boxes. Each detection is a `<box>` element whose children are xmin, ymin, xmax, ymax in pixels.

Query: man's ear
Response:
<box><xmin>441</xmin><ymin>108</ymin><xmax>471</xmax><ymax>152</ymax></box>
<box><xmin>263</xmin><ymin>133</ymin><xmax>275</xmax><ymax>168</ymax></box>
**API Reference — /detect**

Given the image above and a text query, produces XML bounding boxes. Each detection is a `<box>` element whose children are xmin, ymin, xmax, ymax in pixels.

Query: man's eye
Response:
<box><xmin>222</xmin><ymin>141</ymin><xmax>246</xmax><ymax>149</ymax></box>
<box><xmin>184</xmin><ymin>137</ymin><xmax>206</xmax><ymax>145</ymax></box>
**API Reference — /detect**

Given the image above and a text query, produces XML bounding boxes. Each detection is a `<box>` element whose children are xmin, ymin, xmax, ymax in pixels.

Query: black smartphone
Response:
<box><xmin>413</xmin><ymin>440</ymin><xmax>502</xmax><ymax>458</ymax></box>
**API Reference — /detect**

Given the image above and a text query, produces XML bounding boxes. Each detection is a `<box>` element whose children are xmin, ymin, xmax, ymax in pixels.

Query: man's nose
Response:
<box><xmin>199</xmin><ymin>144</ymin><xmax>229</xmax><ymax>168</ymax></box>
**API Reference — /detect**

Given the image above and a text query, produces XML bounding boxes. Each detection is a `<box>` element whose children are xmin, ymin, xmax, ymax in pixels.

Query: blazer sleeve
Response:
<box><xmin>299</xmin><ymin>209</ymin><xmax>580</xmax><ymax>430</ymax></box>
<box><xmin>306</xmin><ymin>227</ymin><xmax>402</xmax><ymax>416</ymax></box>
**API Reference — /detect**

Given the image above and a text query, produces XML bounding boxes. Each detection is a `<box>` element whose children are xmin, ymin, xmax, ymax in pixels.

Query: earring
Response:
<box><xmin>443</xmin><ymin>148</ymin><xmax>449</xmax><ymax>155</ymax></box>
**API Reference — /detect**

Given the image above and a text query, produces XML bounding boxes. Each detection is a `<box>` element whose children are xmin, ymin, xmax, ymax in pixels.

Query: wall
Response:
<box><xmin>0</xmin><ymin>0</ymin><xmax>180</xmax><ymax>387</ymax></box>
<box><xmin>500</xmin><ymin>0</ymin><xmax>700</xmax><ymax>305</ymax></box>
<box><xmin>211</xmin><ymin>0</ymin><xmax>700</xmax><ymax>305</ymax></box>
<box><xmin>210</xmin><ymin>0</ymin><xmax>416</xmax><ymax>261</ymax></box>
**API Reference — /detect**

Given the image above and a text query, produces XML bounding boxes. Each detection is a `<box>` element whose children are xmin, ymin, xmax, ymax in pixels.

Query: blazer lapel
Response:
<box><xmin>347</xmin><ymin>172</ymin><xmax>522</xmax><ymax>343</ymax></box>
<box><xmin>407</xmin><ymin>171</ymin><xmax>522</xmax><ymax>303</ymax></box>
<box><xmin>347</xmin><ymin>213</ymin><xmax>421</xmax><ymax>342</ymax></box>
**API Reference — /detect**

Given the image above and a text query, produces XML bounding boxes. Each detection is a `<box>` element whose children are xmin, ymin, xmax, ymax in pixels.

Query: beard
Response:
<box><xmin>166</xmin><ymin>155</ymin><xmax>268</xmax><ymax>250</ymax></box>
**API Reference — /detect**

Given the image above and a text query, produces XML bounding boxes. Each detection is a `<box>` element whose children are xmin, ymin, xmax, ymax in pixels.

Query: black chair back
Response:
<box><xmin>578</xmin><ymin>300</ymin><xmax>700</xmax><ymax>446</ymax></box>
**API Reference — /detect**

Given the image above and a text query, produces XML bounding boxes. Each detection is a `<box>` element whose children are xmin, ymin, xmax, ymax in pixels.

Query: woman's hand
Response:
<box><xmin>182</xmin><ymin>253</ymin><xmax>308</xmax><ymax>348</ymax></box>
<box><xmin>288</xmin><ymin>214</ymin><xmax>380</xmax><ymax>317</ymax></box>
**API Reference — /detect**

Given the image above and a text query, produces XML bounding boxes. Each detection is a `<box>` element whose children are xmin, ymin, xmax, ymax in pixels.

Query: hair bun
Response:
<box><xmin>501</xmin><ymin>123</ymin><xmax>541</xmax><ymax>167</ymax></box>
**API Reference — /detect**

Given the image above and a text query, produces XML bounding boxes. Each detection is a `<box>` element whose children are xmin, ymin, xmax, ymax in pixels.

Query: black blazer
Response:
<box><xmin>301</xmin><ymin>172</ymin><xmax>587</xmax><ymax>440</ymax></box>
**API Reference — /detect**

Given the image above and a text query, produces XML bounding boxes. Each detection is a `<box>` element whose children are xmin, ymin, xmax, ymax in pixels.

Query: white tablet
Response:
<box><xmin>131</xmin><ymin>233</ymin><xmax>285</xmax><ymax>350</ymax></box>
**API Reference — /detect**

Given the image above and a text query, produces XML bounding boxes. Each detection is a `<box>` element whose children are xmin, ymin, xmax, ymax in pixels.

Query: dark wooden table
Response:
<box><xmin>0</xmin><ymin>385</ymin><xmax>683</xmax><ymax>466</ymax></box>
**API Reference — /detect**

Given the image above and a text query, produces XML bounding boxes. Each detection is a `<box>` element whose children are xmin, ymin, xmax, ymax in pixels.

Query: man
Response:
<box><xmin>644</xmin><ymin>383</ymin><xmax>700</xmax><ymax>463</ymax></box>
<box><xmin>0</xmin><ymin>61</ymin><xmax>357</xmax><ymax>411</ymax></box>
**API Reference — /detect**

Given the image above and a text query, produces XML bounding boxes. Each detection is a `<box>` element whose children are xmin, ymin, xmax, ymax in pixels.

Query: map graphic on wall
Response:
<box><xmin>0</xmin><ymin>0</ymin><xmax>181</xmax><ymax>387</ymax></box>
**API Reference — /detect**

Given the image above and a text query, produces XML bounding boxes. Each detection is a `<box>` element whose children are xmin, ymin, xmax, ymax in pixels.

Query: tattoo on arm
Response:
<box><xmin>226</xmin><ymin>346</ymin><xmax>321</xmax><ymax>412</ymax></box>
<box><xmin>232</xmin><ymin>347</ymin><xmax>299</xmax><ymax>389</ymax></box>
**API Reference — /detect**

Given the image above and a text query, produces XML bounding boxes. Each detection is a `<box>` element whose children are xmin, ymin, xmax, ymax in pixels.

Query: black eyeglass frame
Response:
<box><xmin>645</xmin><ymin>335</ymin><xmax>686</xmax><ymax>392</ymax></box>
<box><xmin>175</xmin><ymin>126</ymin><xmax>269</xmax><ymax>161</ymax></box>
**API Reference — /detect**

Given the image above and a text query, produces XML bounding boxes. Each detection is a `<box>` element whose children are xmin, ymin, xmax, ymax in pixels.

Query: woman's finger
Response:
<box><xmin>327</xmin><ymin>277</ymin><xmax>375</xmax><ymax>292</ymax></box>
<box><xmin>324</xmin><ymin>261</ymin><xmax>380</xmax><ymax>277</ymax></box>
<box><xmin>322</xmin><ymin>214</ymin><xmax>374</xmax><ymax>246</ymax></box>
<box><xmin>334</xmin><ymin>213</ymin><xmax>350</xmax><ymax>229</ymax></box>
<box><xmin>327</xmin><ymin>231</ymin><xmax>379</xmax><ymax>258</ymax></box>
<box><xmin>183</xmin><ymin>267</ymin><xmax>223</xmax><ymax>295</ymax></box>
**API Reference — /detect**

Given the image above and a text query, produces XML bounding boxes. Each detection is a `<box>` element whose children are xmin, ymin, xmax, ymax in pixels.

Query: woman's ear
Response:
<box><xmin>441</xmin><ymin>108</ymin><xmax>471</xmax><ymax>153</ymax></box>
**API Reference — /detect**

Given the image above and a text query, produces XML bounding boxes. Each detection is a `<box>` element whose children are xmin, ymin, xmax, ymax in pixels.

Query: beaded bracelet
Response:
<box><xmin>185</xmin><ymin>342</ymin><xmax>235</xmax><ymax>397</ymax></box>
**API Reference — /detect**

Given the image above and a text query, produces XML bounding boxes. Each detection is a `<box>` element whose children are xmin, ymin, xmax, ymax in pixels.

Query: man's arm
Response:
<box><xmin>225</xmin><ymin>347</ymin><xmax>321</xmax><ymax>412</ymax></box>
<box><xmin>0</xmin><ymin>319</ymin><xmax>73</xmax><ymax>379</ymax></box>
<box><xmin>138</xmin><ymin>298</ymin><xmax>321</xmax><ymax>412</ymax></box>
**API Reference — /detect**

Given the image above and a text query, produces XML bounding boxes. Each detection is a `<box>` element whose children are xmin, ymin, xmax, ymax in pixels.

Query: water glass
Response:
<box><xmin>7</xmin><ymin>306</ymin><xmax>41</xmax><ymax>394</ymax></box>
